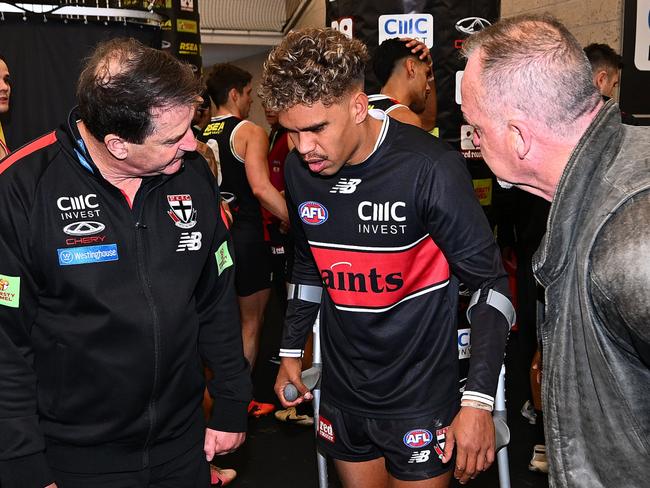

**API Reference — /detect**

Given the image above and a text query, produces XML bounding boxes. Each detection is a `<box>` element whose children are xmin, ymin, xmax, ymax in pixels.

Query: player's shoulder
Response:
<box><xmin>386</xmin><ymin>119</ymin><xmax>458</xmax><ymax>164</ymax></box>
<box><xmin>235</xmin><ymin>119</ymin><xmax>267</xmax><ymax>139</ymax></box>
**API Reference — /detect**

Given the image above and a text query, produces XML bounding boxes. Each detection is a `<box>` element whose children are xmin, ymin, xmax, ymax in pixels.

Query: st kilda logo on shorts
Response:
<box><xmin>434</xmin><ymin>427</ymin><xmax>448</xmax><ymax>459</ymax></box>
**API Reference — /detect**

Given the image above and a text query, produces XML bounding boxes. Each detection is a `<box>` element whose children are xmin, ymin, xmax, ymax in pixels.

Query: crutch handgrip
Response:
<box><xmin>283</xmin><ymin>366</ymin><xmax>322</xmax><ymax>401</ymax></box>
<box><xmin>493</xmin><ymin>414</ymin><xmax>510</xmax><ymax>452</ymax></box>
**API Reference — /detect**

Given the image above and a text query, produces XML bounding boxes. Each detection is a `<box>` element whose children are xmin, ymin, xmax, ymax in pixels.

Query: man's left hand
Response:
<box><xmin>441</xmin><ymin>407</ymin><xmax>495</xmax><ymax>484</ymax></box>
<box><xmin>204</xmin><ymin>428</ymin><xmax>246</xmax><ymax>461</ymax></box>
<box><xmin>402</xmin><ymin>38</ymin><xmax>433</xmax><ymax>67</ymax></box>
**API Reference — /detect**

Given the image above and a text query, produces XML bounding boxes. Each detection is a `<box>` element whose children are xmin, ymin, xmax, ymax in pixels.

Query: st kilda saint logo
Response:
<box><xmin>167</xmin><ymin>194</ymin><xmax>197</xmax><ymax>229</ymax></box>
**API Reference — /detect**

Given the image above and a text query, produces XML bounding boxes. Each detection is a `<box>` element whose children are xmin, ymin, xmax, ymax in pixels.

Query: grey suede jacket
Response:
<box><xmin>533</xmin><ymin>100</ymin><xmax>650</xmax><ymax>487</ymax></box>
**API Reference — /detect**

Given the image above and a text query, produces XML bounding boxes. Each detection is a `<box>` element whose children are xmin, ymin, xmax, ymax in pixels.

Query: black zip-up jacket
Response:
<box><xmin>0</xmin><ymin>116</ymin><xmax>252</xmax><ymax>487</ymax></box>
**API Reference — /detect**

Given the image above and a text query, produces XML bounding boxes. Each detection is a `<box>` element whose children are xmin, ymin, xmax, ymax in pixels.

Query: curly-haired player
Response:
<box><xmin>260</xmin><ymin>28</ymin><xmax>514</xmax><ymax>487</ymax></box>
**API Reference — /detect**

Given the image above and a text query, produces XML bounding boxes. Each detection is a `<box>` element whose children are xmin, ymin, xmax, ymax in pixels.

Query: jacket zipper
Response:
<box><xmin>131</xmin><ymin>179</ymin><xmax>168</xmax><ymax>468</ymax></box>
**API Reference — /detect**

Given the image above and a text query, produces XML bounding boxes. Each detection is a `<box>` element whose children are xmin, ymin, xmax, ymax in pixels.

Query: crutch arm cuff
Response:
<box><xmin>466</xmin><ymin>288</ymin><xmax>516</xmax><ymax>328</ymax></box>
<box><xmin>287</xmin><ymin>283</ymin><xmax>322</xmax><ymax>303</ymax></box>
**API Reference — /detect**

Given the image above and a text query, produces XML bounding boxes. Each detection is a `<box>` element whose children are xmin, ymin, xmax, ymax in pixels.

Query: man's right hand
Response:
<box><xmin>274</xmin><ymin>357</ymin><xmax>313</xmax><ymax>407</ymax></box>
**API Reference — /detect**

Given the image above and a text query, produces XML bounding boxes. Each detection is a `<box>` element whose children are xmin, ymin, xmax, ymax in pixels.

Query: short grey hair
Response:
<box><xmin>258</xmin><ymin>27</ymin><xmax>368</xmax><ymax>111</ymax></box>
<box><xmin>462</xmin><ymin>14</ymin><xmax>600</xmax><ymax>135</ymax></box>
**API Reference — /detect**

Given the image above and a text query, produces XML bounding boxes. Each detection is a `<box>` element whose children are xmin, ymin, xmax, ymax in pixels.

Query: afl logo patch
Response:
<box><xmin>299</xmin><ymin>201</ymin><xmax>328</xmax><ymax>225</ymax></box>
<box><xmin>403</xmin><ymin>429</ymin><xmax>433</xmax><ymax>448</ymax></box>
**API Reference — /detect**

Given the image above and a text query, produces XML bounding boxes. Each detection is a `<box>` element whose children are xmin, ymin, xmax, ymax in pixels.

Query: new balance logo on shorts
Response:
<box><xmin>408</xmin><ymin>450</ymin><xmax>431</xmax><ymax>463</ymax></box>
<box><xmin>176</xmin><ymin>232</ymin><xmax>202</xmax><ymax>252</ymax></box>
<box><xmin>330</xmin><ymin>178</ymin><xmax>362</xmax><ymax>194</ymax></box>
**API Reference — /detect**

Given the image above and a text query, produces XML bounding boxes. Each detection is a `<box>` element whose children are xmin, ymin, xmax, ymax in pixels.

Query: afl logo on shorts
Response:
<box><xmin>403</xmin><ymin>429</ymin><xmax>433</xmax><ymax>448</ymax></box>
<box><xmin>299</xmin><ymin>201</ymin><xmax>328</xmax><ymax>225</ymax></box>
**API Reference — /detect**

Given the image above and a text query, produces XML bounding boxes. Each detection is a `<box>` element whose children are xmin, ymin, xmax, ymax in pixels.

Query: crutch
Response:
<box><xmin>311</xmin><ymin>312</ymin><xmax>328</xmax><ymax>488</ymax></box>
<box><xmin>493</xmin><ymin>363</ymin><xmax>511</xmax><ymax>488</ymax></box>
<box><xmin>461</xmin><ymin>330</ymin><xmax>511</xmax><ymax>488</ymax></box>
<box><xmin>283</xmin><ymin>312</ymin><xmax>327</xmax><ymax>487</ymax></box>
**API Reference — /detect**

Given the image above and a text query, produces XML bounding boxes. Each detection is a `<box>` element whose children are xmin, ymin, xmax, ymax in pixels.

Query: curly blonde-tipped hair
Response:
<box><xmin>258</xmin><ymin>27</ymin><xmax>369</xmax><ymax>111</ymax></box>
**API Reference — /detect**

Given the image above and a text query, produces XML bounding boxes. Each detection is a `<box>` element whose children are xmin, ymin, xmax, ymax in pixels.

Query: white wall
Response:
<box><xmin>233</xmin><ymin>51</ymin><xmax>274</xmax><ymax>129</ymax></box>
<box><xmin>501</xmin><ymin>0</ymin><xmax>623</xmax><ymax>49</ymax></box>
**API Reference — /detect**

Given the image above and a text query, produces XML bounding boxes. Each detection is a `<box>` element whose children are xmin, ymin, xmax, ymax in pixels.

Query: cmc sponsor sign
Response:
<box><xmin>458</xmin><ymin>328</ymin><xmax>471</xmax><ymax>359</ymax></box>
<box><xmin>378</xmin><ymin>13</ymin><xmax>434</xmax><ymax>48</ymax></box>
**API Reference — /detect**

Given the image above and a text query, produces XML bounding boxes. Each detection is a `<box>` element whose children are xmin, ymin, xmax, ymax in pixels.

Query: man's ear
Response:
<box><xmin>594</xmin><ymin>70</ymin><xmax>608</xmax><ymax>94</ymax></box>
<box><xmin>228</xmin><ymin>87</ymin><xmax>239</xmax><ymax>103</ymax></box>
<box><xmin>104</xmin><ymin>134</ymin><xmax>128</xmax><ymax>160</ymax></box>
<box><xmin>350</xmin><ymin>91</ymin><xmax>369</xmax><ymax>124</ymax></box>
<box><xmin>404</xmin><ymin>58</ymin><xmax>417</xmax><ymax>79</ymax></box>
<box><xmin>508</xmin><ymin>120</ymin><xmax>531</xmax><ymax>160</ymax></box>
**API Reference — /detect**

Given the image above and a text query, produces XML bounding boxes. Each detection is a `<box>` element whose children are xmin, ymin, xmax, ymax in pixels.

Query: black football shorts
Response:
<box><xmin>316</xmin><ymin>397</ymin><xmax>459</xmax><ymax>481</ymax></box>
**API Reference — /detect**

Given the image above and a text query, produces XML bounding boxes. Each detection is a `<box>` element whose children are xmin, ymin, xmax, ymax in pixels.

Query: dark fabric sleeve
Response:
<box><xmin>0</xmin><ymin>170</ymin><xmax>53</xmax><ymax>486</ymax></box>
<box><xmin>279</xmin><ymin>157</ymin><xmax>322</xmax><ymax>355</ymax></box>
<box><xmin>589</xmin><ymin>192</ymin><xmax>650</xmax><ymax>367</ymax></box>
<box><xmin>195</xmin><ymin>173</ymin><xmax>252</xmax><ymax>432</ymax></box>
<box><xmin>417</xmin><ymin>150</ymin><xmax>511</xmax><ymax>403</ymax></box>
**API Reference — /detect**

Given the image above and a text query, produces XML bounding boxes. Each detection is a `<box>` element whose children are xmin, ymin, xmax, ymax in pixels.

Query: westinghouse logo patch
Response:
<box><xmin>57</xmin><ymin>244</ymin><xmax>119</xmax><ymax>266</ymax></box>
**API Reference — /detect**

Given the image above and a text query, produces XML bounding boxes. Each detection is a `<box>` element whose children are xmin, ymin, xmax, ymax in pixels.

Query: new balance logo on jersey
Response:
<box><xmin>408</xmin><ymin>450</ymin><xmax>431</xmax><ymax>463</ymax></box>
<box><xmin>330</xmin><ymin>178</ymin><xmax>362</xmax><ymax>194</ymax></box>
<box><xmin>176</xmin><ymin>232</ymin><xmax>202</xmax><ymax>252</ymax></box>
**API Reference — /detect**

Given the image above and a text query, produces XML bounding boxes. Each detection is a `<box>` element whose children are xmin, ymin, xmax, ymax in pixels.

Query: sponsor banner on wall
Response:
<box><xmin>326</xmin><ymin>0</ymin><xmax>499</xmax><ymax>144</ymax></box>
<box><xmin>326</xmin><ymin>0</ymin><xmax>502</xmax><ymax>221</ymax></box>
<box><xmin>0</xmin><ymin>10</ymin><xmax>160</xmax><ymax>150</ymax></box>
<box><xmin>154</xmin><ymin>0</ymin><xmax>202</xmax><ymax>73</ymax></box>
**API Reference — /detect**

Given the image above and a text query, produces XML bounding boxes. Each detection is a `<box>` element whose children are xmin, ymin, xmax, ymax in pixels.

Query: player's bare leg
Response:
<box><xmin>389</xmin><ymin>470</ymin><xmax>451</xmax><ymax>487</ymax></box>
<box><xmin>334</xmin><ymin>458</ymin><xmax>389</xmax><ymax>488</ymax></box>
<box><xmin>239</xmin><ymin>288</ymin><xmax>271</xmax><ymax>369</ymax></box>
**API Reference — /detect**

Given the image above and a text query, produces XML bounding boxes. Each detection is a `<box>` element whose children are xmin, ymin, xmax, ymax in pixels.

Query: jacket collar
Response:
<box><xmin>533</xmin><ymin>100</ymin><xmax>623</xmax><ymax>286</ymax></box>
<box><xmin>61</xmin><ymin>107</ymin><xmax>180</xmax><ymax>189</ymax></box>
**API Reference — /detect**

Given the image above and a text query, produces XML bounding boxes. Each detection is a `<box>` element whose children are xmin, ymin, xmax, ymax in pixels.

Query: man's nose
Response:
<box><xmin>180</xmin><ymin>127</ymin><xmax>197</xmax><ymax>152</ymax></box>
<box><xmin>294</xmin><ymin>134</ymin><xmax>316</xmax><ymax>155</ymax></box>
